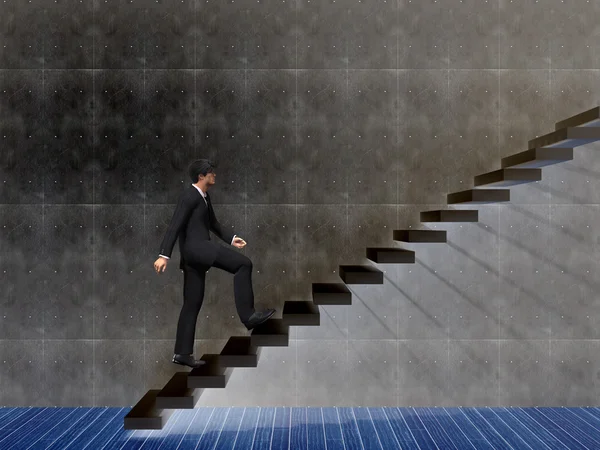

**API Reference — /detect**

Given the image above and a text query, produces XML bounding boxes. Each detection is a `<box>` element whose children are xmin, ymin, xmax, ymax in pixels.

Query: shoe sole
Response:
<box><xmin>245</xmin><ymin>309</ymin><xmax>276</xmax><ymax>330</ymax></box>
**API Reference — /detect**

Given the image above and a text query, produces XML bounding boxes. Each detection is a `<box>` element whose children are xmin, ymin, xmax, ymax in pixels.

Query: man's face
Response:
<box><xmin>201</xmin><ymin>171</ymin><xmax>216</xmax><ymax>185</ymax></box>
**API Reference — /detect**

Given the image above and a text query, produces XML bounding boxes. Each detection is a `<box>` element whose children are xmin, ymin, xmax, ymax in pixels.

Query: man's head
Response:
<box><xmin>189</xmin><ymin>159</ymin><xmax>217</xmax><ymax>190</ymax></box>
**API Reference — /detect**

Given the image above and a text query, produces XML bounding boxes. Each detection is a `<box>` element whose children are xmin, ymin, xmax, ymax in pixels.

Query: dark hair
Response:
<box><xmin>188</xmin><ymin>159</ymin><xmax>217</xmax><ymax>183</ymax></box>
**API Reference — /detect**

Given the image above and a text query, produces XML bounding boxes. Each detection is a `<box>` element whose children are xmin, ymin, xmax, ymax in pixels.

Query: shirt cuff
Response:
<box><xmin>159</xmin><ymin>254</ymin><xmax>170</xmax><ymax>259</ymax></box>
<box><xmin>231</xmin><ymin>235</ymin><xmax>236</xmax><ymax>245</ymax></box>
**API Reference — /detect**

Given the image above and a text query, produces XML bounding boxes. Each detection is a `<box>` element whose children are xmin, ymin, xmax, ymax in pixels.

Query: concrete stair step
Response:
<box><xmin>393</xmin><ymin>229</ymin><xmax>447</xmax><ymax>242</ymax></box>
<box><xmin>187</xmin><ymin>354</ymin><xmax>233</xmax><ymax>389</ymax></box>
<box><xmin>155</xmin><ymin>372</ymin><xmax>203</xmax><ymax>409</ymax></box>
<box><xmin>447</xmin><ymin>189</ymin><xmax>509</xmax><ymax>204</ymax></box>
<box><xmin>474</xmin><ymin>168</ymin><xmax>542</xmax><ymax>187</ymax></box>
<box><xmin>366</xmin><ymin>247</ymin><xmax>415</xmax><ymax>263</ymax></box>
<box><xmin>339</xmin><ymin>265</ymin><xmax>384</xmax><ymax>284</ymax></box>
<box><xmin>555</xmin><ymin>106</ymin><xmax>600</xmax><ymax>129</ymax></box>
<box><xmin>312</xmin><ymin>283</ymin><xmax>352</xmax><ymax>305</ymax></box>
<box><xmin>282</xmin><ymin>301</ymin><xmax>320</xmax><ymax>326</ymax></box>
<box><xmin>420</xmin><ymin>210</ymin><xmax>478</xmax><ymax>222</ymax></box>
<box><xmin>528</xmin><ymin>126</ymin><xmax>600</xmax><ymax>149</ymax></box>
<box><xmin>250</xmin><ymin>318</ymin><xmax>289</xmax><ymax>347</ymax></box>
<box><xmin>501</xmin><ymin>147</ymin><xmax>573</xmax><ymax>168</ymax></box>
<box><xmin>123</xmin><ymin>390</ymin><xmax>174</xmax><ymax>430</ymax></box>
<box><xmin>218</xmin><ymin>336</ymin><xmax>261</xmax><ymax>368</ymax></box>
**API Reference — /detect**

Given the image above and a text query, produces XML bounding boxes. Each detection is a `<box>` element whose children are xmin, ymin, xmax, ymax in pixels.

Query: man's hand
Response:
<box><xmin>232</xmin><ymin>236</ymin><xmax>246</xmax><ymax>248</ymax></box>
<box><xmin>154</xmin><ymin>257</ymin><xmax>168</xmax><ymax>274</ymax></box>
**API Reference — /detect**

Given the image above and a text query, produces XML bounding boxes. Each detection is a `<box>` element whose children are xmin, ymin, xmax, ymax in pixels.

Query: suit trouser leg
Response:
<box><xmin>174</xmin><ymin>264</ymin><xmax>207</xmax><ymax>355</ymax></box>
<box><xmin>211</xmin><ymin>244</ymin><xmax>255</xmax><ymax>323</ymax></box>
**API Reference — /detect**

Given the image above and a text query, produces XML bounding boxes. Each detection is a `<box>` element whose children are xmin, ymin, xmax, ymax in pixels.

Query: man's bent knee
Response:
<box><xmin>242</xmin><ymin>257</ymin><xmax>252</xmax><ymax>268</ymax></box>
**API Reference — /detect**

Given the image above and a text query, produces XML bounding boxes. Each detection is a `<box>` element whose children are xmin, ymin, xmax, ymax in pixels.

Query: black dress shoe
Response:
<box><xmin>172</xmin><ymin>354</ymin><xmax>206</xmax><ymax>368</ymax></box>
<box><xmin>243</xmin><ymin>308</ymin><xmax>276</xmax><ymax>330</ymax></box>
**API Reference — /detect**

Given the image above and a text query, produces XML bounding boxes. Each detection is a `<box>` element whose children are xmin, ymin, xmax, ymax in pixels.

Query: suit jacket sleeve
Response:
<box><xmin>158</xmin><ymin>191</ymin><xmax>197</xmax><ymax>258</ymax></box>
<box><xmin>208</xmin><ymin>198</ymin><xmax>235</xmax><ymax>245</ymax></box>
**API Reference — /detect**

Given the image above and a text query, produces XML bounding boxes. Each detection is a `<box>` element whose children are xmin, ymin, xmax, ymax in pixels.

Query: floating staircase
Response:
<box><xmin>124</xmin><ymin>106</ymin><xmax>600</xmax><ymax>430</ymax></box>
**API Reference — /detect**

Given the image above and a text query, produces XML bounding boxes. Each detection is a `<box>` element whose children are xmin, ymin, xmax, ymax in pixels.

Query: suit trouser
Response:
<box><xmin>174</xmin><ymin>243</ymin><xmax>255</xmax><ymax>355</ymax></box>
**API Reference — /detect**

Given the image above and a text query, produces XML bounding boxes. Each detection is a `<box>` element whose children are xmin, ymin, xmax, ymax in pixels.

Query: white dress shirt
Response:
<box><xmin>159</xmin><ymin>183</ymin><xmax>237</xmax><ymax>260</ymax></box>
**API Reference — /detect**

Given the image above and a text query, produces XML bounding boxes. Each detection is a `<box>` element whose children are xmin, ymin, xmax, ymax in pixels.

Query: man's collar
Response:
<box><xmin>191</xmin><ymin>183</ymin><xmax>206</xmax><ymax>197</ymax></box>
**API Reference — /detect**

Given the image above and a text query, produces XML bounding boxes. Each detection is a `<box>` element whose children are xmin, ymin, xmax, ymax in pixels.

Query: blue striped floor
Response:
<box><xmin>1</xmin><ymin>406</ymin><xmax>600</xmax><ymax>450</ymax></box>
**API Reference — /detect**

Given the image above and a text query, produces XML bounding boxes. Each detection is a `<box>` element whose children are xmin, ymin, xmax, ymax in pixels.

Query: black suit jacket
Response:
<box><xmin>159</xmin><ymin>185</ymin><xmax>236</xmax><ymax>270</ymax></box>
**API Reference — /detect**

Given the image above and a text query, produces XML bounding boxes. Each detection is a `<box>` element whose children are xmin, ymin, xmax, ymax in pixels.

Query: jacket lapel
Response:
<box><xmin>204</xmin><ymin>193</ymin><xmax>211</xmax><ymax>225</ymax></box>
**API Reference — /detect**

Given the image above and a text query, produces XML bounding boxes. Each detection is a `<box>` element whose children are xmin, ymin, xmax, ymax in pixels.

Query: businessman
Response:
<box><xmin>153</xmin><ymin>159</ymin><xmax>275</xmax><ymax>368</ymax></box>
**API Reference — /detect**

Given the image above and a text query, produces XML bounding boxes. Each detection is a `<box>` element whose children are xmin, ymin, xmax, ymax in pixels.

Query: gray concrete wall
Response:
<box><xmin>1</xmin><ymin>0</ymin><xmax>599</xmax><ymax>407</ymax></box>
